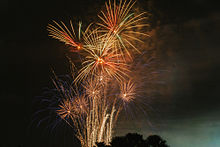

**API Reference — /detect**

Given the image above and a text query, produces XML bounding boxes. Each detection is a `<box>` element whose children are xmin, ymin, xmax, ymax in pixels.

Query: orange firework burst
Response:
<box><xmin>98</xmin><ymin>0</ymin><xmax>149</xmax><ymax>57</ymax></box>
<box><xmin>74</xmin><ymin>31</ymin><xmax>130</xmax><ymax>83</ymax></box>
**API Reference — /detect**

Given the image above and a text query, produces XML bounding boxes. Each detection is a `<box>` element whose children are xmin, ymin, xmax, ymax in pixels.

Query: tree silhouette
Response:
<box><xmin>111</xmin><ymin>133</ymin><xmax>145</xmax><ymax>147</ymax></box>
<box><xmin>96</xmin><ymin>133</ymin><xmax>169</xmax><ymax>147</ymax></box>
<box><xmin>145</xmin><ymin>135</ymin><xmax>169</xmax><ymax>147</ymax></box>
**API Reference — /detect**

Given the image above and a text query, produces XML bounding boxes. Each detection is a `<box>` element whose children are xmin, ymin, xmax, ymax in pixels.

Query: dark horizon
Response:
<box><xmin>1</xmin><ymin>0</ymin><xmax>220</xmax><ymax>146</ymax></box>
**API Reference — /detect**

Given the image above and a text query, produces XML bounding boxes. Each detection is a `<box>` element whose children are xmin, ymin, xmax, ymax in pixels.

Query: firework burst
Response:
<box><xmin>98</xmin><ymin>0</ymin><xmax>150</xmax><ymax>57</ymax></box>
<box><xmin>57</xmin><ymin>98</ymin><xmax>74</xmax><ymax>120</ymax></box>
<box><xmin>47</xmin><ymin>21</ymin><xmax>92</xmax><ymax>52</ymax></box>
<box><xmin>74</xmin><ymin>31</ymin><xmax>130</xmax><ymax>83</ymax></box>
<box><xmin>83</xmin><ymin>77</ymin><xmax>102</xmax><ymax>98</ymax></box>
<box><xmin>120</xmin><ymin>80</ymin><xmax>136</xmax><ymax>103</ymax></box>
<box><xmin>72</xmin><ymin>95</ymin><xmax>88</xmax><ymax>115</ymax></box>
<box><xmin>42</xmin><ymin>0</ymin><xmax>151</xmax><ymax>147</ymax></box>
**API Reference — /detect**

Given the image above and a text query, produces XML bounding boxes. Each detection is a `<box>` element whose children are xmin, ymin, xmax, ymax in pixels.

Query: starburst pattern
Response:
<box><xmin>72</xmin><ymin>95</ymin><xmax>88</xmax><ymax>115</ymax></box>
<box><xmin>57</xmin><ymin>98</ymin><xmax>74</xmax><ymax>119</ymax></box>
<box><xmin>98</xmin><ymin>0</ymin><xmax>150</xmax><ymax>57</ymax></box>
<box><xmin>75</xmin><ymin>32</ymin><xmax>130</xmax><ymax>83</ymax></box>
<box><xmin>120</xmin><ymin>80</ymin><xmax>136</xmax><ymax>103</ymax></box>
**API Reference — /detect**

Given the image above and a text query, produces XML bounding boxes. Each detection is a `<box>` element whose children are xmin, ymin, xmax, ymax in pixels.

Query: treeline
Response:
<box><xmin>95</xmin><ymin>133</ymin><xmax>169</xmax><ymax>147</ymax></box>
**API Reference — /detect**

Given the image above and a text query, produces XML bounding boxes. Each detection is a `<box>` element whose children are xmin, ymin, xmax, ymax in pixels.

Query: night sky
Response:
<box><xmin>1</xmin><ymin>0</ymin><xmax>220</xmax><ymax>147</ymax></box>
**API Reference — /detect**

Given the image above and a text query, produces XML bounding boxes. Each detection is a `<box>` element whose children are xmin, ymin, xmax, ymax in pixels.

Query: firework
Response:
<box><xmin>97</xmin><ymin>0</ymin><xmax>149</xmax><ymax>57</ymax></box>
<box><xmin>49</xmin><ymin>72</ymin><xmax>121</xmax><ymax>147</ymax></box>
<box><xmin>47</xmin><ymin>21</ymin><xmax>92</xmax><ymax>52</ymax></box>
<box><xmin>57</xmin><ymin>98</ymin><xmax>74</xmax><ymax>120</ymax></box>
<box><xmin>83</xmin><ymin>77</ymin><xmax>102</xmax><ymax>98</ymax></box>
<box><xmin>74</xmin><ymin>31</ymin><xmax>130</xmax><ymax>83</ymax></box>
<box><xmin>43</xmin><ymin>0</ymin><xmax>151</xmax><ymax>147</ymax></box>
<box><xmin>120</xmin><ymin>80</ymin><xmax>136</xmax><ymax>103</ymax></box>
<box><xmin>72</xmin><ymin>95</ymin><xmax>88</xmax><ymax>115</ymax></box>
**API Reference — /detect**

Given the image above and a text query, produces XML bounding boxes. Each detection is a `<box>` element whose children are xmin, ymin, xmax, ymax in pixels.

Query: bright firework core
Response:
<box><xmin>77</xmin><ymin>45</ymin><xmax>81</xmax><ymax>50</ymax></box>
<box><xmin>97</xmin><ymin>57</ymin><xmax>104</xmax><ymax>64</ymax></box>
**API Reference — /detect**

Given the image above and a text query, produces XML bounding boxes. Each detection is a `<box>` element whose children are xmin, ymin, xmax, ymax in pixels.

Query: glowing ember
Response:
<box><xmin>97</xmin><ymin>57</ymin><xmax>104</xmax><ymax>64</ymax></box>
<box><xmin>77</xmin><ymin>44</ymin><xmax>82</xmax><ymax>50</ymax></box>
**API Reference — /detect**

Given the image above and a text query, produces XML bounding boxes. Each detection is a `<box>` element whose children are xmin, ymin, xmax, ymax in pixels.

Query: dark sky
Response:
<box><xmin>1</xmin><ymin>0</ymin><xmax>220</xmax><ymax>147</ymax></box>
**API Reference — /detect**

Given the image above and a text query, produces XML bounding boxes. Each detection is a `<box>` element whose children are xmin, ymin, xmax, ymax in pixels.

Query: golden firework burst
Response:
<box><xmin>57</xmin><ymin>98</ymin><xmax>74</xmax><ymax>119</ymax></box>
<box><xmin>120</xmin><ymin>80</ymin><xmax>136</xmax><ymax>103</ymax></box>
<box><xmin>97</xmin><ymin>0</ymin><xmax>149</xmax><ymax>58</ymax></box>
